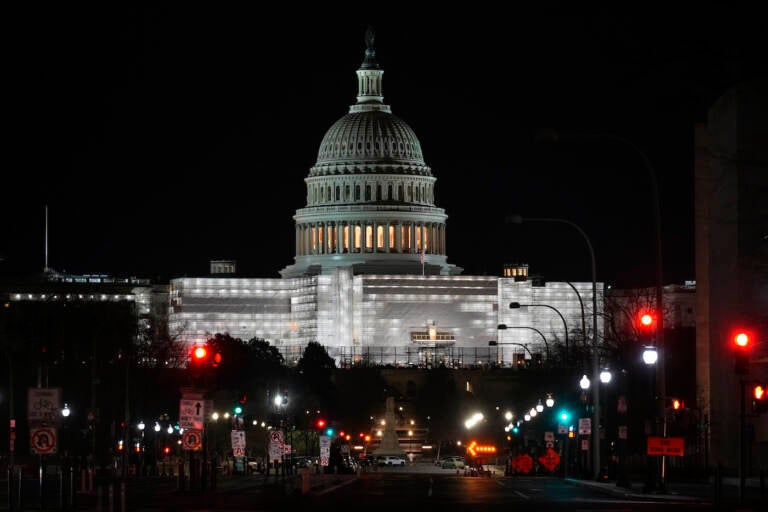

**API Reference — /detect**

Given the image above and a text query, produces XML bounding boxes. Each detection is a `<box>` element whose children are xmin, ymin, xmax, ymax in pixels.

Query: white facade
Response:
<box><xmin>169</xmin><ymin>269</ymin><xmax>601</xmax><ymax>367</ymax></box>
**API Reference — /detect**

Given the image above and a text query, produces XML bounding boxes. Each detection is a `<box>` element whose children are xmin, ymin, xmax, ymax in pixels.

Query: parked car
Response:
<box><xmin>441</xmin><ymin>456</ymin><xmax>465</xmax><ymax>469</ymax></box>
<box><xmin>378</xmin><ymin>455</ymin><xmax>407</xmax><ymax>466</ymax></box>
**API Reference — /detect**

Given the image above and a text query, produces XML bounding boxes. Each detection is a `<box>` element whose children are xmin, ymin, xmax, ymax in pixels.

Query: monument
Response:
<box><xmin>372</xmin><ymin>396</ymin><xmax>407</xmax><ymax>457</ymax></box>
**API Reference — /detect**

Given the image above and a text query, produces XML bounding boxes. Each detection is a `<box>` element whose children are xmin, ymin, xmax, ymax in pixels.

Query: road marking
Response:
<box><xmin>514</xmin><ymin>490</ymin><xmax>530</xmax><ymax>500</ymax></box>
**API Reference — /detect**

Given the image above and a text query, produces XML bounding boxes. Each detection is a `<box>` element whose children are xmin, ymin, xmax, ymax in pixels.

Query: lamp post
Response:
<box><xmin>494</xmin><ymin>325</ymin><xmax>549</xmax><ymax>361</ymax></box>
<box><xmin>489</xmin><ymin>339</ymin><xmax>535</xmax><ymax>367</ymax></box>
<box><xmin>642</xmin><ymin>346</ymin><xmax>659</xmax><ymax>492</ymax></box>
<box><xmin>497</xmin><ymin>324</ymin><xmax>550</xmax><ymax>361</ymax></box>
<box><xmin>506</xmin><ymin>214</ymin><xmax>601</xmax><ymax>480</ymax></box>
<box><xmin>509</xmin><ymin>302</ymin><xmax>568</xmax><ymax>363</ymax></box>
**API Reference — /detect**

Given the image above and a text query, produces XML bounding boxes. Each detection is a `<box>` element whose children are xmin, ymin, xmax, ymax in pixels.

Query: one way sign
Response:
<box><xmin>179</xmin><ymin>397</ymin><xmax>211</xmax><ymax>430</ymax></box>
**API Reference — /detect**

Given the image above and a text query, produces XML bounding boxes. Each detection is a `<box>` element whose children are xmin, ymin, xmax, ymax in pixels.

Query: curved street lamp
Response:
<box><xmin>496</xmin><ymin>324</ymin><xmax>550</xmax><ymax>361</ymax></box>
<box><xmin>509</xmin><ymin>302</ymin><xmax>568</xmax><ymax>363</ymax></box>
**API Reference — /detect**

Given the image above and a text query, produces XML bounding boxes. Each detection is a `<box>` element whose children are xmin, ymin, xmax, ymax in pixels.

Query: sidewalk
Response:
<box><xmin>564</xmin><ymin>475</ymin><xmax>767</xmax><ymax>509</ymax></box>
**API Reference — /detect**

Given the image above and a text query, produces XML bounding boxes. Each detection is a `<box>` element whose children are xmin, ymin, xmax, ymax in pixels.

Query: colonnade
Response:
<box><xmin>295</xmin><ymin>221</ymin><xmax>445</xmax><ymax>256</ymax></box>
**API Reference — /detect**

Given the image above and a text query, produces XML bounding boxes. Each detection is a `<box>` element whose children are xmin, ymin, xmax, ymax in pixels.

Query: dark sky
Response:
<box><xmin>3</xmin><ymin>6</ymin><xmax>766</xmax><ymax>288</ymax></box>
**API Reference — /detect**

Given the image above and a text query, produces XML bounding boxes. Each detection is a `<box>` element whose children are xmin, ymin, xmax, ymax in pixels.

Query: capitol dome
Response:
<box><xmin>280</xmin><ymin>29</ymin><xmax>461</xmax><ymax>279</ymax></box>
<box><xmin>311</xmin><ymin>110</ymin><xmax>429</xmax><ymax>173</ymax></box>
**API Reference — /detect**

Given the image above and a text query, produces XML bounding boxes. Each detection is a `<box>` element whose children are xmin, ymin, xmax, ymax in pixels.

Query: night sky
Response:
<box><xmin>4</xmin><ymin>6</ymin><xmax>766</xmax><ymax>288</ymax></box>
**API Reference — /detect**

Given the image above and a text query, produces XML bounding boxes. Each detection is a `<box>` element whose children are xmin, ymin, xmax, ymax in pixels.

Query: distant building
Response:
<box><xmin>694</xmin><ymin>79</ymin><xmax>767</xmax><ymax>472</ymax></box>
<box><xmin>168</xmin><ymin>35</ymin><xmax>603</xmax><ymax>368</ymax></box>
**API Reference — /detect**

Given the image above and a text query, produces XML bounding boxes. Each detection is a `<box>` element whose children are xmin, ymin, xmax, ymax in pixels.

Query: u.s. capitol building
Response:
<box><xmin>168</xmin><ymin>34</ymin><xmax>603</xmax><ymax>366</ymax></box>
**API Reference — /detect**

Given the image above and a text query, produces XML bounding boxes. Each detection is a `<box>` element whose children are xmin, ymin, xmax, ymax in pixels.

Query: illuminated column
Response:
<box><xmin>384</xmin><ymin>222</ymin><xmax>391</xmax><ymax>253</ymax></box>
<box><xmin>336</xmin><ymin>222</ymin><xmax>343</xmax><ymax>254</ymax></box>
<box><xmin>411</xmin><ymin>222</ymin><xmax>417</xmax><ymax>254</ymax></box>
<box><xmin>395</xmin><ymin>222</ymin><xmax>402</xmax><ymax>253</ymax></box>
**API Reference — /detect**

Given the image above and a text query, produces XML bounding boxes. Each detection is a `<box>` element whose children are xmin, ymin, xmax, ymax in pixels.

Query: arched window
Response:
<box><xmin>389</xmin><ymin>225</ymin><xmax>395</xmax><ymax>249</ymax></box>
<box><xmin>355</xmin><ymin>185</ymin><xmax>360</xmax><ymax>201</ymax></box>
<box><xmin>377</xmin><ymin>226</ymin><xmax>384</xmax><ymax>250</ymax></box>
<box><xmin>376</xmin><ymin>184</ymin><xmax>382</xmax><ymax>201</ymax></box>
<box><xmin>387</xmin><ymin>184</ymin><xmax>393</xmax><ymax>200</ymax></box>
<box><xmin>354</xmin><ymin>225</ymin><xmax>361</xmax><ymax>251</ymax></box>
<box><xmin>345</xmin><ymin>185</ymin><xmax>350</xmax><ymax>201</ymax></box>
<box><xmin>415</xmin><ymin>187</ymin><xmax>420</xmax><ymax>202</ymax></box>
<box><xmin>365</xmin><ymin>185</ymin><xmax>372</xmax><ymax>201</ymax></box>
<box><xmin>398</xmin><ymin>184</ymin><xmax>403</xmax><ymax>201</ymax></box>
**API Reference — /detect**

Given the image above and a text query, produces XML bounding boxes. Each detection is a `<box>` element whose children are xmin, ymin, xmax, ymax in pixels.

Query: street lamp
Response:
<box><xmin>509</xmin><ymin>302</ymin><xmax>568</xmax><ymax>363</ymax></box>
<box><xmin>489</xmin><ymin>339</ymin><xmax>534</xmax><ymax>367</ymax></box>
<box><xmin>507</xmin><ymin>214</ymin><xmax>601</xmax><ymax>480</ymax></box>
<box><xmin>495</xmin><ymin>324</ymin><xmax>550</xmax><ymax>361</ymax></box>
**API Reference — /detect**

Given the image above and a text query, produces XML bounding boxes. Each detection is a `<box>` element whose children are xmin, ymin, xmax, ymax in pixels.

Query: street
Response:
<box><xmin>5</xmin><ymin>461</ymin><xmax>765</xmax><ymax>511</ymax></box>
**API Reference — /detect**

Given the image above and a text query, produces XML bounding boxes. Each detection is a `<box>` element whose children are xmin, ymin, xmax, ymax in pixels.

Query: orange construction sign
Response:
<box><xmin>538</xmin><ymin>447</ymin><xmax>561</xmax><ymax>472</ymax></box>
<box><xmin>646</xmin><ymin>436</ymin><xmax>685</xmax><ymax>456</ymax></box>
<box><xmin>511</xmin><ymin>453</ymin><xmax>534</xmax><ymax>474</ymax></box>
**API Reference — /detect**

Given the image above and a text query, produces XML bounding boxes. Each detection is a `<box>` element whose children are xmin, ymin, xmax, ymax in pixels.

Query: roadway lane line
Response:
<box><xmin>514</xmin><ymin>490</ymin><xmax>530</xmax><ymax>500</ymax></box>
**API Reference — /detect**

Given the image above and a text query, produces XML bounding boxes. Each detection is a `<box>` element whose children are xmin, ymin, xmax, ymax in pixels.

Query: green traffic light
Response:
<box><xmin>559</xmin><ymin>411</ymin><xmax>570</xmax><ymax>422</ymax></box>
<box><xmin>325</xmin><ymin>428</ymin><xmax>334</xmax><ymax>436</ymax></box>
<box><xmin>233</xmin><ymin>405</ymin><xmax>243</xmax><ymax>415</ymax></box>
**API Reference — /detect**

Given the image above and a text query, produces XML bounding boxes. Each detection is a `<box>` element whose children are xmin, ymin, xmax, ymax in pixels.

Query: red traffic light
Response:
<box><xmin>193</xmin><ymin>346</ymin><xmax>208</xmax><ymax>360</ymax></box>
<box><xmin>733</xmin><ymin>332</ymin><xmax>750</xmax><ymax>348</ymax></box>
<box><xmin>639</xmin><ymin>312</ymin><xmax>655</xmax><ymax>328</ymax></box>
<box><xmin>672</xmin><ymin>399</ymin><xmax>683</xmax><ymax>410</ymax></box>
<box><xmin>316</xmin><ymin>419</ymin><xmax>326</xmax><ymax>429</ymax></box>
<box><xmin>163</xmin><ymin>446</ymin><xmax>171</xmax><ymax>455</ymax></box>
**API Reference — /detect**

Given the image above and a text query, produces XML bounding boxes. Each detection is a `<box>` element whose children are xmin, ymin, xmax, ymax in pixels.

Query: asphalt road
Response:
<box><xmin>2</xmin><ymin>462</ymin><xmax>765</xmax><ymax>511</ymax></box>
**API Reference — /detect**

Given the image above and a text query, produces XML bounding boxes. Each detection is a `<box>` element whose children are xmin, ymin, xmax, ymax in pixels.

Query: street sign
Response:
<box><xmin>557</xmin><ymin>425</ymin><xmax>567</xmax><ymax>434</ymax></box>
<box><xmin>269</xmin><ymin>430</ymin><xmax>284</xmax><ymax>445</ymax></box>
<box><xmin>178</xmin><ymin>398</ymin><xmax>211</xmax><ymax>430</ymax></box>
<box><xmin>30</xmin><ymin>427</ymin><xmax>57</xmax><ymax>455</ymax></box>
<box><xmin>580</xmin><ymin>439</ymin><xmax>590</xmax><ymax>451</ymax></box>
<box><xmin>511</xmin><ymin>453</ymin><xmax>533</xmax><ymax>474</ymax></box>
<box><xmin>538</xmin><ymin>447</ymin><xmax>560</xmax><ymax>472</ymax></box>
<box><xmin>544</xmin><ymin>431</ymin><xmax>554</xmax><ymax>442</ymax></box>
<box><xmin>231</xmin><ymin>430</ymin><xmax>246</xmax><ymax>457</ymax></box>
<box><xmin>578</xmin><ymin>418</ymin><xmax>591</xmax><ymax>435</ymax></box>
<box><xmin>646</xmin><ymin>436</ymin><xmax>685</xmax><ymax>456</ymax></box>
<box><xmin>617</xmin><ymin>395</ymin><xmax>628</xmax><ymax>414</ymax></box>
<box><xmin>27</xmin><ymin>388</ymin><xmax>62</xmax><ymax>425</ymax></box>
<box><xmin>182</xmin><ymin>429</ymin><xmax>202</xmax><ymax>451</ymax></box>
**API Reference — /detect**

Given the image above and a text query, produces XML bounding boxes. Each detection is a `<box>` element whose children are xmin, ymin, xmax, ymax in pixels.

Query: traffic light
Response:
<box><xmin>637</xmin><ymin>310</ymin><xmax>656</xmax><ymax>341</ymax></box>
<box><xmin>732</xmin><ymin>330</ymin><xmax>751</xmax><ymax>375</ymax></box>
<box><xmin>558</xmin><ymin>410</ymin><xmax>570</xmax><ymax>423</ymax></box>
<box><xmin>192</xmin><ymin>346</ymin><xmax>208</xmax><ymax>362</ymax></box>
<box><xmin>752</xmin><ymin>384</ymin><xmax>767</xmax><ymax>414</ymax></box>
<box><xmin>668</xmin><ymin>398</ymin><xmax>683</xmax><ymax>411</ymax></box>
<box><xmin>316</xmin><ymin>418</ymin><xmax>326</xmax><ymax>430</ymax></box>
<box><xmin>233</xmin><ymin>405</ymin><xmax>243</xmax><ymax>415</ymax></box>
